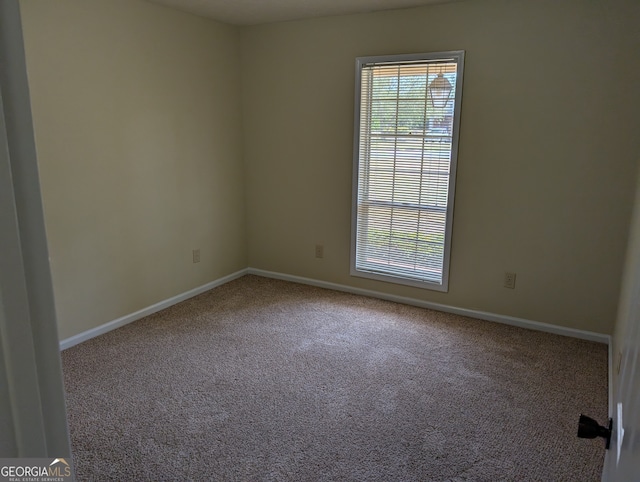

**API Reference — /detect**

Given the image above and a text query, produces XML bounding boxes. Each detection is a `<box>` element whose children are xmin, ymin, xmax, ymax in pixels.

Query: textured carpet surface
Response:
<box><xmin>62</xmin><ymin>275</ymin><xmax>608</xmax><ymax>481</ymax></box>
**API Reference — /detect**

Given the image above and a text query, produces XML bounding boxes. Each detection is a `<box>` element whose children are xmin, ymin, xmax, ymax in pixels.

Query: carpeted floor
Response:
<box><xmin>61</xmin><ymin>275</ymin><xmax>608</xmax><ymax>481</ymax></box>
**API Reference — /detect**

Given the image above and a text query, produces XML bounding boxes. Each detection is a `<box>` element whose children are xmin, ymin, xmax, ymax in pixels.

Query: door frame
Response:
<box><xmin>0</xmin><ymin>0</ymin><xmax>71</xmax><ymax>457</ymax></box>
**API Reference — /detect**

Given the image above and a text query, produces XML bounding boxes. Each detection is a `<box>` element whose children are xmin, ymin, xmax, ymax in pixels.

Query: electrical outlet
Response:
<box><xmin>193</xmin><ymin>249</ymin><xmax>200</xmax><ymax>263</ymax></box>
<box><xmin>315</xmin><ymin>244</ymin><xmax>324</xmax><ymax>259</ymax></box>
<box><xmin>504</xmin><ymin>272</ymin><xmax>516</xmax><ymax>289</ymax></box>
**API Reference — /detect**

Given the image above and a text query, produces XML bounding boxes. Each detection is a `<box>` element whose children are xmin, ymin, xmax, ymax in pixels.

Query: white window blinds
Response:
<box><xmin>351</xmin><ymin>52</ymin><xmax>464</xmax><ymax>291</ymax></box>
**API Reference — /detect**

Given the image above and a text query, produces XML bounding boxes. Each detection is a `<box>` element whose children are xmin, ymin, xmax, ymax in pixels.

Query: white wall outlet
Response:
<box><xmin>315</xmin><ymin>244</ymin><xmax>324</xmax><ymax>259</ymax></box>
<box><xmin>504</xmin><ymin>272</ymin><xmax>516</xmax><ymax>289</ymax></box>
<box><xmin>192</xmin><ymin>249</ymin><xmax>200</xmax><ymax>263</ymax></box>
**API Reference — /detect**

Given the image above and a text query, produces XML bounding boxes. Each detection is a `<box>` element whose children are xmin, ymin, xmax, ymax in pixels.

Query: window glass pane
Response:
<box><xmin>352</xmin><ymin>53</ymin><xmax>463</xmax><ymax>290</ymax></box>
<box><xmin>397</xmin><ymin>100</ymin><xmax>426</xmax><ymax>136</ymax></box>
<box><xmin>398</xmin><ymin>71</ymin><xmax>426</xmax><ymax>99</ymax></box>
<box><xmin>370</xmin><ymin>100</ymin><xmax>397</xmax><ymax>135</ymax></box>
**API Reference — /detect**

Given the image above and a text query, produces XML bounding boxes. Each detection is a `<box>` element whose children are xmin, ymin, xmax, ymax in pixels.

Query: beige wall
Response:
<box><xmin>241</xmin><ymin>0</ymin><xmax>640</xmax><ymax>334</ymax></box>
<box><xmin>18</xmin><ymin>0</ymin><xmax>640</xmax><ymax>340</ymax></box>
<box><xmin>20</xmin><ymin>0</ymin><xmax>246</xmax><ymax>340</ymax></box>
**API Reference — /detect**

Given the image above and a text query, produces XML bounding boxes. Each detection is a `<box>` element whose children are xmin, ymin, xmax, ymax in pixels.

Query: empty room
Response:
<box><xmin>1</xmin><ymin>0</ymin><xmax>639</xmax><ymax>480</ymax></box>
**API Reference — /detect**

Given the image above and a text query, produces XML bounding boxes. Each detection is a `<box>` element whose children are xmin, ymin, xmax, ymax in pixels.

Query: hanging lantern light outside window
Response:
<box><xmin>428</xmin><ymin>73</ymin><xmax>453</xmax><ymax>108</ymax></box>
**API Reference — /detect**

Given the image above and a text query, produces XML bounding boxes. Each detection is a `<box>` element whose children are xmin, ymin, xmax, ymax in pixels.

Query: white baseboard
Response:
<box><xmin>248</xmin><ymin>268</ymin><xmax>611</xmax><ymax>345</ymax></box>
<box><xmin>59</xmin><ymin>268</ymin><xmax>248</xmax><ymax>350</ymax></box>
<box><xmin>60</xmin><ymin>266</ymin><xmax>611</xmax><ymax>350</ymax></box>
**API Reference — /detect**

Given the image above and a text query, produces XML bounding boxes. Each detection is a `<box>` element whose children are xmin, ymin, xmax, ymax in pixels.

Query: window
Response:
<box><xmin>350</xmin><ymin>51</ymin><xmax>464</xmax><ymax>291</ymax></box>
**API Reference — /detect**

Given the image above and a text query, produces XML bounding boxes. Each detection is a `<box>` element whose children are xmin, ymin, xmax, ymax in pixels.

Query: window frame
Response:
<box><xmin>350</xmin><ymin>51</ymin><xmax>465</xmax><ymax>292</ymax></box>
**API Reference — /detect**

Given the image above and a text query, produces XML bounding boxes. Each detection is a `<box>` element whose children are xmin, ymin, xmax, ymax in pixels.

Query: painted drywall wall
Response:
<box><xmin>241</xmin><ymin>0</ymin><xmax>640</xmax><ymax>334</ymax></box>
<box><xmin>19</xmin><ymin>0</ymin><xmax>246</xmax><ymax>340</ymax></box>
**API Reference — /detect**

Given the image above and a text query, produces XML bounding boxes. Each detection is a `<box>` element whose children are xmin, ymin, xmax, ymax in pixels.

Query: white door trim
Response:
<box><xmin>0</xmin><ymin>0</ymin><xmax>71</xmax><ymax>457</ymax></box>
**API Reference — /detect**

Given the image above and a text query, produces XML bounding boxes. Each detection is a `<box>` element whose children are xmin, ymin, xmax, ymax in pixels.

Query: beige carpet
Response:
<box><xmin>61</xmin><ymin>275</ymin><xmax>608</xmax><ymax>481</ymax></box>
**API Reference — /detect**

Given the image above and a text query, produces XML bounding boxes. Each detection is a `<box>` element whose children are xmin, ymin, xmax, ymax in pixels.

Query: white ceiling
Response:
<box><xmin>146</xmin><ymin>0</ymin><xmax>458</xmax><ymax>26</ymax></box>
